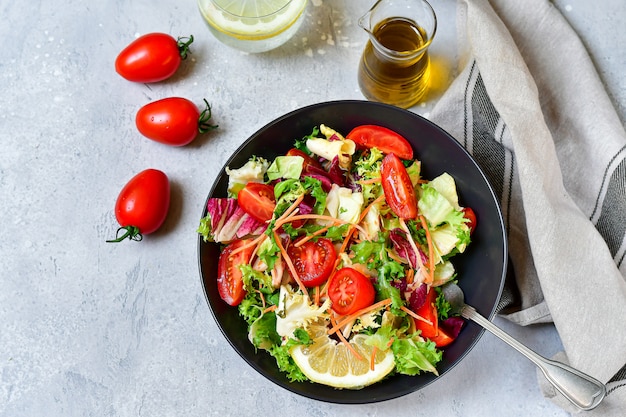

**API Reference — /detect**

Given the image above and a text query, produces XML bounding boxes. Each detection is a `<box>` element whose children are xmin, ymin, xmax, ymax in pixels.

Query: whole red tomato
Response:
<box><xmin>135</xmin><ymin>97</ymin><xmax>217</xmax><ymax>146</ymax></box>
<box><xmin>107</xmin><ymin>169</ymin><xmax>170</xmax><ymax>242</ymax></box>
<box><xmin>115</xmin><ymin>33</ymin><xmax>193</xmax><ymax>83</ymax></box>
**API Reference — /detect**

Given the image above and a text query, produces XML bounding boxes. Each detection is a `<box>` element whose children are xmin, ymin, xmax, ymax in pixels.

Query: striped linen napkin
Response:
<box><xmin>429</xmin><ymin>0</ymin><xmax>626</xmax><ymax>414</ymax></box>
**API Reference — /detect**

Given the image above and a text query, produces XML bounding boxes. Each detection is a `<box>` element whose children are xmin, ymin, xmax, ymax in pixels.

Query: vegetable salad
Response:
<box><xmin>198</xmin><ymin>124</ymin><xmax>474</xmax><ymax>388</ymax></box>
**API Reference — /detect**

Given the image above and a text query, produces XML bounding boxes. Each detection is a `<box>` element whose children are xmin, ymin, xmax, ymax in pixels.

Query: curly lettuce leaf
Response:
<box><xmin>391</xmin><ymin>334</ymin><xmax>442</xmax><ymax>376</ymax></box>
<box><xmin>275</xmin><ymin>285</ymin><xmax>331</xmax><ymax>340</ymax></box>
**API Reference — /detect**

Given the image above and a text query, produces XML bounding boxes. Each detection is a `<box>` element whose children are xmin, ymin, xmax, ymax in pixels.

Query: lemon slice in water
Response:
<box><xmin>201</xmin><ymin>0</ymin><xmax>307</xmax><ymax>40</ymax></box>
<box><xmin>290</xmin><ymin>323</ymin><xmax>396</xmax><ymax>389</ymax></box>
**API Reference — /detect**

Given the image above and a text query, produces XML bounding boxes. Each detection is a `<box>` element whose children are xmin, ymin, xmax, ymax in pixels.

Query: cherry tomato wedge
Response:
<box><xmin>430</xmin><ymin>329</ymin><xmax>456</xmax><ymax>347</ymax></box>
<box><xmin>237</xmin><ymin>182</ymin><xmax>276</xmax><ymax>222</ymax></box>
<box><xmin>286</xmin><ymin>148</ymin><xmax>322</xmax><ymax>171</ymax></box>
<box><xmin>413</xmin><ymin>288</ymin><xmax>457</xmax><ymax>347</ymax></box>
<box><xmin>413</xmin><ymin>287</ymin><xmax>439</xmax><ymax>339</ymax></box>
<box><xmin>217</xmin><ymin>239</ymin><xmax>254</xmax><ymax>306</ymax></box>
<box><xmin>115</xmin><ymin>33</ymin><xmax>193</xmax><ymax>83</ymax></box>
<box><xmin>346</xmin><ymin>125</ymin><xmax>414</xmax><ymax>160</ymax></box>
<box><xmin>462</xmin><ymin>207</ymin><xmax>477</xmax><ymax>233</ymax></box>
<box><xmin>287</xmin><ymin>238</ymin><xmax>337</xmax><ymax>288</ymax></box>
<box><xmin>136</xmin><ymin>97</ymin><xmax>217</xmax><ymax>147</ymax></box>
<box><xmin>327</xmin><ymin>267</ymin><xmax>376</xmax><ymax>316</ymax></box>
<box><xmin>107</xmin><ymin>169</ymin><xmax>170</xmax><ymax>242</ymax></box>
<box><xmin>380</xmin><ymin>153</ymin><xmax>417</xmax><ymax>219</ymax></box>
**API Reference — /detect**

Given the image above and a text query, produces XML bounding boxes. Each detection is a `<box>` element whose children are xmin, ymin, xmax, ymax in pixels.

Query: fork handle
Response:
<box><xmin>462</xmin><ymin>305</ymin><xmax>606</xmax><ymax>411</ymax></box>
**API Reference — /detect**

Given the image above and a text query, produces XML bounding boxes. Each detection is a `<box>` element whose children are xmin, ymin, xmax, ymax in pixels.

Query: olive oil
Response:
<box><xmin>358</xmin><ymin>17</ymin><xmax>432</xmax><ymax>108</ymax></box>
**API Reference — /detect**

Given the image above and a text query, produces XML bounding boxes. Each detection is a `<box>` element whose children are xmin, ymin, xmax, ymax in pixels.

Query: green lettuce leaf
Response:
<box><xmin>267</xmin><ymin>155</ymin><xmax>304</xmax><ymax>181</ymax></box>
<box><xmin>391</xmin><ymin>335</ymin><xmax>442</xmax><ymax>376</ymax></box>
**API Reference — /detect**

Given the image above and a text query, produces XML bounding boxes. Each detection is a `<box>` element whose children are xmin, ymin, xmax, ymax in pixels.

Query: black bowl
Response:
<box><xmin>198</xmin><ymin>100</ymin><xmax>507</xmax><ymax>404</ymax></box>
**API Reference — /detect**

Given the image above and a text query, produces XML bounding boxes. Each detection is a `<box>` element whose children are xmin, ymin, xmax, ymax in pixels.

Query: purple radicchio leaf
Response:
<box><xmin>206</xmin><ymin>198</ymin><xmax>237</xmax><ymax>240</ymax></box>
<box><xmin>236</xmin><ymin>214</ymin><xmax>267</xmax><ymax>238</ymax></box>
<box><xmin>298</xmin><ymin>196</ymin><xmax>314</xmax><ymax>215</ymax></box>
<box><xmin>303</xmin><ymin>173</ymin><xmax>332</xmax><ymax>193</ymax></box>
<box><xmin>327</xmin><ymin>156</ymin><xmax>345</xmax><ymax>186</ymax></box>
<box><xmin>389</xmin><ymin>228</ymin><xmax>418</xmax><ymax>268</ymax></box>
<box><xmin>214</xmin><ymin>206</ymin><xmax>247</xmax><ymax>242</ymax></box>
<box><xmin>409</xmin><ymin>283</ymin><xmax>428</xmax><ymax>312</ymax></box>
<box><xmin>440</xmin><ymin>316</ymin><xmax>465</xmax><ymax>338</ymax></box>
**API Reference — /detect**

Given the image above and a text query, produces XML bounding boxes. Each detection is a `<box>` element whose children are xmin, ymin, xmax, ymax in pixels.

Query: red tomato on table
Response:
<box><xmin>115</xmin><ymin>33</ymin><xmax>193</xmax><ymax>83</ymax></box>
<box><xmin>237</xmin><ymin>182</ymin><xmax>276</xmax><ymax>222</ymax></box>
<box><xmin>287</xmin><ymin>238</ymin><xmax>337</xmax><ymax>287</ymax></box>
<box><xmin>380</xmin><ymin>153</ymin><xmax>418</xmax><ymax>219</ymax></box>
<box><xmin>327</xmin><ymin>267</ymin><xmax>376</xmax><ymax>316</ymax></box>
<box><xmin>135</xmin><ymin>97</ymin><xmax>217</xmax><ymax>147</ymax></box>
<box><xmin>346</xmin><ymin>125</ymin><xmax>414</xmax><ymax>160</ymax></box>
<box><xmin>217</xmin><ymin>239</ymin><xmax>254</xmax><ymax>306</ymax></box>
<box><xmin>107</xmin><ymin>169</ymin><xmax>170</xmax><ymax>242</ymax></box>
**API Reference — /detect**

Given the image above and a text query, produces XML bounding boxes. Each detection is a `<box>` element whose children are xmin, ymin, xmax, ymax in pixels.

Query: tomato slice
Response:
<box><xmin>430</xmin><ymin>329</ymin><xmax>455</xmax><ymax>347</ymax></box>
<box><xmin>327</xmin><ymin>267</ymin><xmax>376</xmax><ymax>316</ymax></box>
<box><xmin>380</xmin><ymin>153</ymin><xmax>417</xmax><ymax>219</ymax></box>
<box><xmin>462</xmin><ymin>207</ymin><xmax>477</xmax><ymax>233</ymax></box>
<box><xmin>217</xmin><ymin>239</ymin><xmax>254</xmax><ymax>306</ymax></box>
<box><xmin>413</xmin><ymin>287</ymin><xmax>456</xmax><ymax>347</ymax></box>
<box><xmin>346</xmin><ymin>125</ymin><xmax>414</xmax><ymax>160</ymax></box>
<box><xmin>287</xmin><ymin>238</ymin><xmax>337</xmax><ymax>288</ymax></box>
<box><xmin>286</xmin><ymin>148</ymin><xmax>322</xmax><ymax>171</ymax></box>
<box><xmin>237</xmin><ymin>182</ymin><xmax>276</xmax><ymax>222</ymax></box>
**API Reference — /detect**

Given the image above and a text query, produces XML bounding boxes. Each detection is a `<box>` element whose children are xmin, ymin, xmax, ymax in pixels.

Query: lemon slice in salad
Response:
<box><xmin>290</xmin><ymin>323</ymin><xmax>395</xmax><ymax>389</ymax></box>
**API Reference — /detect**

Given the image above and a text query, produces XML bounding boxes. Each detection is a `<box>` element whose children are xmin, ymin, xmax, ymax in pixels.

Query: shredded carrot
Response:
<box><xmin>370</xmin><ymin>345</ymin><xmax>378</xmax><ymax>371</ymax></box>
<box><xmin>359</xmin><ymin>194</ymin><xmax>385</xmax><ymax>223</ymax></box>
<box><xmin>230</xmin><ymin>234</ymin><xmax>265</xmax><ymax>256</ymax></box>
<box><xmin>314</xmin><ymin>285</ymin><xmax>321</xmax><ymax>306</ymax></box>
<box><xmin>262</xmin><ymin>304</ymin><xmax>277</xmax><ymax>314</ymax></box>
<box><xmin>273</xmin><ymin>230</ymin><xmax>308</xmax><ymax>296</ymax></box>
<box><xmin>256</xmin><ymin>289</ymin><xmax>267</xmax><ymax>309</ymax></box>
<box><xmin>399</xmin><ymin>218</ymin><xmax>426</xmax><ymax>278</ymax></box>
<box><xmin>400</xmin><ymin>305</ymin><xmax>432</xmax><ymax>324</ymax></box>
<box><xmin>339</xmin><ymin>226</ymin><xmax>356</xmax><ymax>254</ymax></box>
<box><xmin>278</xmin><ymin>194</ymin><xmax>305</xmax><ymax>221</ymax></box>
<box><xmin>294</xmin><ymin>221</ymin><xmax>342</xmax><ymax>247</ymax></box>
<box><xmin>275</xmin><ymin>213</ymin><xmax>366</xmax><ymax>234</ymax></box>
<box><xmin>386</xmin><ymin>337</ymin><xmax>395</xmax><ymax>349</ymax></box>
<box><xmin>406</xmin><ymin>268</ymin><xmax>415</xmax><ymax>284</ymax></box>
<box><xmin>330</xmin><ymin>315</ymin><xmax>362</xmax><ymax>360</ymax></box>
<box><xmin>419</xmin><ymin>215</ymin><xmax>435</xmax><ymax>284</ymax></box>
<box><xmin>327</xmin><ymin>298</ymin><xmax>393</xmax><ymax>335</ymax></box>
<box><xmin>249</xmin><ymin>234</ymin><xmax>267</xmax><ymax>260</ymax></box>
<box><xmin>358</xmin><ymin>177</ymin><xmax>381</xmax><ymax>185</ymax></box>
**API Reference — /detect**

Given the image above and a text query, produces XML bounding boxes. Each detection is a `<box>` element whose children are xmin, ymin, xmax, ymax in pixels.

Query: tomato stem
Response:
<box><xmin>198</xmin><ymin>99</ymin><xmax>219</xmax><ymax>133</ymax></box>
<box><xmin>177</xmin><ymin>35</ymin><xmax>194</xmax><ymax>60</ymax></box>
<box><xmin>106</xmin><ymin>226</ymin><xmax>143</xmax><ymax>243</ymax></box>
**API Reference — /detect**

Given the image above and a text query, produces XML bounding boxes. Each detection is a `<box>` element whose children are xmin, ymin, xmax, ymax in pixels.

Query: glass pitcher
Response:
<box><xmin>357</xmin><ymin>0</ymin><xmax>437</xmax><ymax>108</ymax></box>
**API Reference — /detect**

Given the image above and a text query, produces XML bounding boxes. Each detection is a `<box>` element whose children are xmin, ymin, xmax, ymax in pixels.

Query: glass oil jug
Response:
<box><xmin>357</xmin><ymin>0</ymin><xmax>437</xmax><ymax>108</ymax></box>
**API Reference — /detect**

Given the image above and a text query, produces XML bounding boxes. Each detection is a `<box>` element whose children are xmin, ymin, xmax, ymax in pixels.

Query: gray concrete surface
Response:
<box><xmin>1</xmin><ymin>0</ymin><xmax>623</xmax><ymax>416</ymax></box>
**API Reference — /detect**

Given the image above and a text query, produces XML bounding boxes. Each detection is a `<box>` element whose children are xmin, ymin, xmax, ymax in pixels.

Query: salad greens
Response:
<box><xmin>199</xmin><ymin>124</ymin><xmax>473</xmax><ymax>388</ymax></box>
